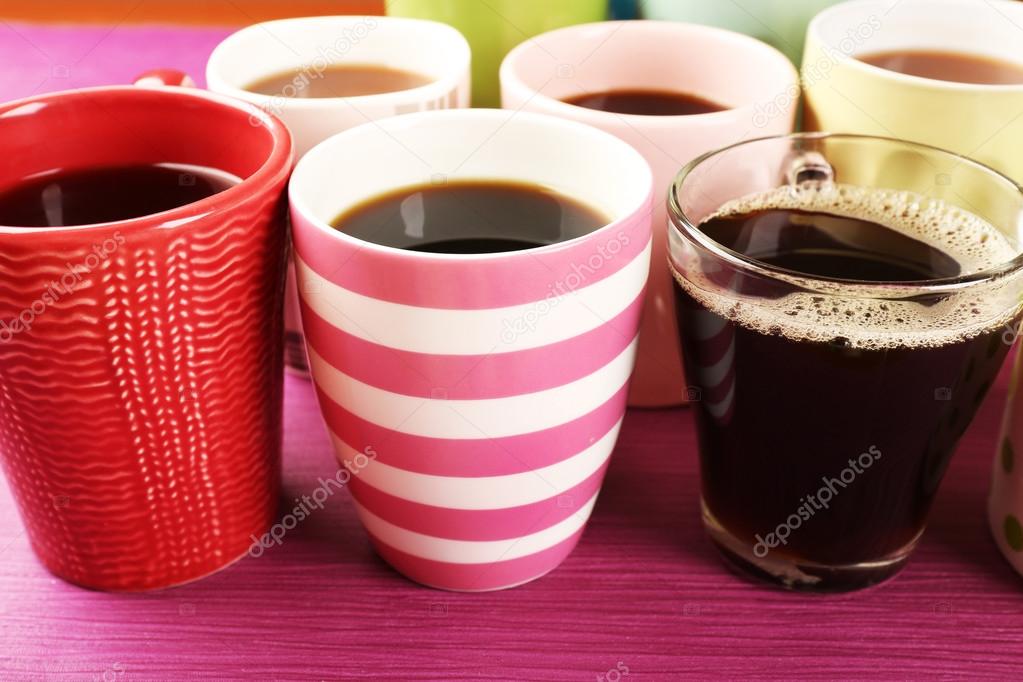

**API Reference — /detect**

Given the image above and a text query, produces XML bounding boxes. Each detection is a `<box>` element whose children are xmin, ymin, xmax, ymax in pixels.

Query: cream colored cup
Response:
<box><xmin>803</xmin><ymin>0</ymin><xmax>1023</xmax><ymax>183</ymax></box>
<box><xmin>207</xmin><ymin>16</ymin><xmax>471</xmax><ymax>157</ymax></box>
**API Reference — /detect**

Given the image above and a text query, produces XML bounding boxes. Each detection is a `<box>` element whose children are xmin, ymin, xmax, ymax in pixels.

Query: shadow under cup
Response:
<box><xmin>289</xmin><ymin>109</ymin><xmax>653</xmax><ymax>591</ymax></box>
<box><xmin>669</xmin><ymin>133</ymin><xmax>1023</xmax><ymax>591</ymax></box>
<box><xmin>0</xmin><ymin>87</ymin><xmax>293</xmax><ymax>591</ymax></box>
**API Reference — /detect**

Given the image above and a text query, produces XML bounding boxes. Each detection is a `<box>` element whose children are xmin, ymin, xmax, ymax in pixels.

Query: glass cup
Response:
<box><xmin>668</xmin><ymin>133</ymin><xmax>1023</xmax><ymax>591</ymax></box>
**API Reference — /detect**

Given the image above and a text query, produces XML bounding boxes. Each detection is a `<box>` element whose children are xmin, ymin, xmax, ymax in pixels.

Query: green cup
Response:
<box><xmin>387</xmin><ymin>0</ymin><xmax>607</xmax><ymax>107</ymax></box>
<box><xmin>642</xmin><ymin>0</ymin><xmax>840</xmax><ymax>64</ymax></box>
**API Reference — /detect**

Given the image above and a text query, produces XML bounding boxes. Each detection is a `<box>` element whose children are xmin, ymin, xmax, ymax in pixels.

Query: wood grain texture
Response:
<box><xmin>1</xmin><ymin>20</ymin><xmax>1022</xmax><ymax>682</ymax></box>
<box><xmin>1</xmin><ymin>367</ymin><xmax>1022</xmax><ymax>681</ymax></box>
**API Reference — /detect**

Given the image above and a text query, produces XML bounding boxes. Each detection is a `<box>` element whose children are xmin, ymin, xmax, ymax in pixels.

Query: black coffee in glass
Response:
<box><xmin>672</xmin><ymin>181</ymin><xmax>1021</xmax><ymax>590</ymax></box>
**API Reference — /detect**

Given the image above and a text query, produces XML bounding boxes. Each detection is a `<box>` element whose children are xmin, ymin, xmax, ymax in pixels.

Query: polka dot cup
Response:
<box><xmin>992</xmin><ymin>357</ymin><xmax>1023</xmax><ymax>574</ymax></box>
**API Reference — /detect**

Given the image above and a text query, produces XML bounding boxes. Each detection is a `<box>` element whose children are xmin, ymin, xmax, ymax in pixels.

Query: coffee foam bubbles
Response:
<box><xmin>672</xmin><ymin>182</ymin><xmax>1023</xmax><ymax>350</ymax></box>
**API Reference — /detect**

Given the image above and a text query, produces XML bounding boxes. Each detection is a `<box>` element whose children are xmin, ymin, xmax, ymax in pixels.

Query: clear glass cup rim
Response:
<box><xmin>668</xmin><ymin>132</ymin><xmax>1023</xmax><ymax>292</ymax></box>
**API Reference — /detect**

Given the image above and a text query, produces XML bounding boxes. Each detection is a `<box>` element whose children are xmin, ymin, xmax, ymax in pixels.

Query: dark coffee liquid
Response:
<box><xmin>674</xmin><ymin>200</ymin><xmax>1018</xmax><ymax>589</ymax></box>
<box><xmin>330</xmin><ymin>180</ymin><xmax>608</xmax><ymax>253</ymax></box>
<box><xmin>858</xmin><ymin>49</ymin><xmax>1023</xmax><ymax>85</ymax></box>
<box><xmin>245</xmin><ymin>64</ymin><xmax>433</xmax><ymax>98</ymax></box>
<box><xmin>700</xmin><ymin>209</ymin><xmax>962</xmax><ymax>280</ymax></box>
<box><xmin>406</xmin><ymin>238</ymin><xmax>543</xmax><ymax>254</ymax></box>
<box><xmin>563</xmin><ymin>89</ymin><xmax>727</xmax><ymax>115</ymax></box>
<box><xmin>0</xmin><ymin>163</ymin><xmax>238</xmax><ymax>227</ymax></box>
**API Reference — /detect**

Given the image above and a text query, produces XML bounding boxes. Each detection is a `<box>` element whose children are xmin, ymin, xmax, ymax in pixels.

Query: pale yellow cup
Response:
<box><xmin>802</xmin><ymin>0</ymin><xmax>1023</xmax><ymax>183</ymax></box>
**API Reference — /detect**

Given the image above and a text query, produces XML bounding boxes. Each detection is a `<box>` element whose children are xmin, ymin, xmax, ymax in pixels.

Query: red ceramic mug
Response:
<box><xmin>0</xmin><ymin>82</ymin><xmax>293</xmax><ymax>590</ymax></box>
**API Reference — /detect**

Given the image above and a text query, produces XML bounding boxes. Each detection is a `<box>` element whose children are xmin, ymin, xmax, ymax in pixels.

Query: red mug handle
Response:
<box><xmin>133</xmin><ymin>69</ymin><xmax>196</xmax><ymax>88</ymax></box>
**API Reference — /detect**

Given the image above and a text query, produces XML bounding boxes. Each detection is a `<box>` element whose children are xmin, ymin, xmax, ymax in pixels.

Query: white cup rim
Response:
<box><xmin>807</xmin><ymin>0</ymin><xmax>1023</xmax><ymax>93</ymax></box>
<box><xmin>289</xmin><ymin>108</ymin><xmax>655</xmax><ymax>262</ymax></box>
<box><xmin>206</xmin><ymin>15</ymin><xmax>471</xmax><ymax>109</ymax></box>
<box><xmin>500</xmin><ymin>19</ymin><xmax>799</xmax><ymax>129</ymax></box>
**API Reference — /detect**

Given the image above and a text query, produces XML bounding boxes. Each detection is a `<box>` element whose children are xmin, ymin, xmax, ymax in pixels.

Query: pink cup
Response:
<box><xmin>289</xmin><ymin>109</ymin><xmax>653</xmax><ymax>590</ymax></box>
<box><xmin>501</xmin><ymin>20</ymin><xmax>799</xmax><ymax>406</ymax></box>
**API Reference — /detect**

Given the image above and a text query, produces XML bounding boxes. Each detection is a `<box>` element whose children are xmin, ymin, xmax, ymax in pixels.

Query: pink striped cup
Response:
<box><xmin>289</xmin><ymin>109</ymin><xmax>653</xmax><ymax>591</ymax></box>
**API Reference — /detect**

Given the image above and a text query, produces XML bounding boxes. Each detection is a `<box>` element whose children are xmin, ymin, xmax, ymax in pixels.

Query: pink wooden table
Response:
<box><xmin>1</xmin><ymin>21</ymin><xmax>1022</xmax><ymax>681</ymax></box>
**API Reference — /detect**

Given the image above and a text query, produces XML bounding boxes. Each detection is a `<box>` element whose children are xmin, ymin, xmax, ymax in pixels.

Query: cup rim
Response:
<box><xmin>288</xmin><ymin>108</ymin><xmax>654</xmax><ymax>263</ymax></box>
<box><xmin>806</xmin><ymin>0</ymin><xmax>1023</xmax><ymax>93</ymax></box>
<box><xmin>206</xmin><ymin>15</ymin><xmax>471</xmax><ymax>110</ymax></box>
<box><xmin>500</xmin><ymin>19</ymin><xmax>799</xmax><ymax>127</ymax></box>
<box><xmin>0</xmin><ymin>85</ymin><xmax>293</xmax><ymax>235</ymax></box>
<box><xmin>668</xmin><ymin>131</ymin><xmax>1023</xmax><ymax>292</ymax></box>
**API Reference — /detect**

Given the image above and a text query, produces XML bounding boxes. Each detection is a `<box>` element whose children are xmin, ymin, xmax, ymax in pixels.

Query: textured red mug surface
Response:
<box><xmin>0</xmin><ymin>85</ymin><xmax>293</xmax><ymax>590</ymax></box>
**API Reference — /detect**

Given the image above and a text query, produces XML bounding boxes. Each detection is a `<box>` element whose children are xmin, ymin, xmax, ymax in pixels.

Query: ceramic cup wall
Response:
<box><xmin>207</xmin><ymin>15</ymin><xmax>471</xmax><ymax>373</ymax></box>
<box><xmin>0</xmin><ymin>85</ymin><xmax>293</xmax><ymax>591</ymax></box>
<box><xmin>501</xmin><ymin>20</ymin><xmax>799</xmax><ymax>406</ymax></box>
<box><xmin>387</xmin><ymin>0</ymin><xmax>606</xmax><ymax>107</ymax></box>
<box><xmin>290</xmin><ymin>109</ymin><xmax>653</xmax><ymax>591</ymax></box>
<box><xmin>803</xmin><ymin>0</ymin><xmax>1023</xmax><ymax>182</ymax></box>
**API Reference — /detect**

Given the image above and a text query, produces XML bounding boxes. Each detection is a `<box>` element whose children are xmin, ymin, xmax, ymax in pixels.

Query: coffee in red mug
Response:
<box><xmin>0</xmin><ymin>83</ymin><xmax>293</xmax><ymax>591</ymax></box>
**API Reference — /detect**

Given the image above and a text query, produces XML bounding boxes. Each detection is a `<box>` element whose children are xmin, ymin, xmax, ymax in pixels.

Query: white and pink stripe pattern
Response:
<box><xmin>289</xmin><ymin>110</ymin><xmax>654</xmax><ymax>590</ymax></box>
